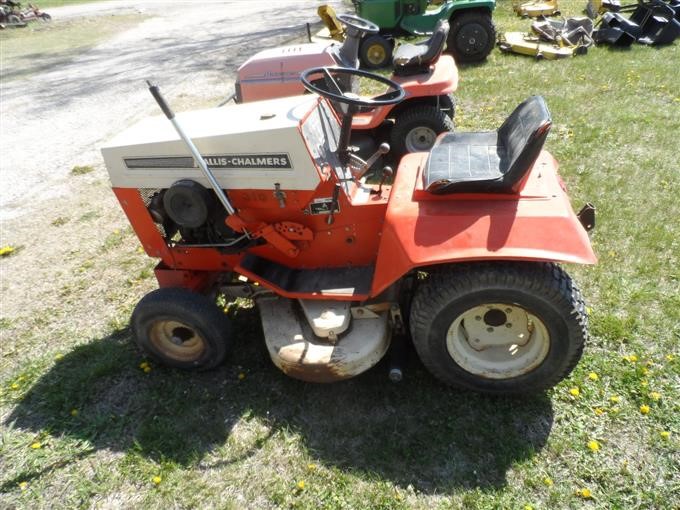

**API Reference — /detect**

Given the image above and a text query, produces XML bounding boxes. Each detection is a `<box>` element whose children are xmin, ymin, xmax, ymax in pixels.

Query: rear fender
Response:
<box><xmin>370</xmin><ymin>152</ymin><xmax>596</xmax><ymax>296</ymax></box>
<box><xmin>445</xmin><ymin>0</ymin><xmax>496</xmax><ymax>17</ymax></box>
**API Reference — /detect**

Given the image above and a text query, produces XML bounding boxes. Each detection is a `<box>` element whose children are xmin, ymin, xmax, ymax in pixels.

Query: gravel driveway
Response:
<box><xmin>0</xmin><ymin>0</ymin><xmax>343</xmax><ymax>221</ymax></box>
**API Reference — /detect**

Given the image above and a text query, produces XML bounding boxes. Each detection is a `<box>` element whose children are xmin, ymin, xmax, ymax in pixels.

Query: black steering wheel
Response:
<box><xmin>300</xmin><ymin>66</ymin><xmax>405</xmax><ymax>108</ymax></box>
<box><xmin>337</xmin><ymin>13</ymin><xmax>379</xmax><ymax>35</ymax></box>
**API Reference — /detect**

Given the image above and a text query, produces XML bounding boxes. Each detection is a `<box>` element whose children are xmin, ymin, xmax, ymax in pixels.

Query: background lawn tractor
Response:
<box><xmin>102</xmin><ymin>67</ymin><xmax>596</xmax><ymax>395</ymax></box>
<box><xmin>236</xmin><ymin>14</ymin><xmax>457</xmax><ymax>156</ymax></box>
<box><xmin>352</xmin><ymin>0</ymin><xmax>497</xmax><ymax>67</ymax></box>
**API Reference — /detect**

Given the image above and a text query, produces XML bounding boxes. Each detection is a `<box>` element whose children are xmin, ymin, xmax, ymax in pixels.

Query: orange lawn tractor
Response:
<box><xmin>235</xmin><ymin>14</ymin><xmax>457</xmax><ymax>156</ymax></box>
<box><xmin>101</xmin><ymin>68</ymin><xmax>596</xmax><ymax>394</ymax></box>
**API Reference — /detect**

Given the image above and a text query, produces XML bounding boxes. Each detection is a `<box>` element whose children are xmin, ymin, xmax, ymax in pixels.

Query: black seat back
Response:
<box><xmin>393</xmin><ymin>20</ymin><xmax>449</xmax><ymax>76</ymax></box>
<box><xmin>497</xmin><ymin>96</ymin><xmax>552</xmax><ymax>191</ymax></box>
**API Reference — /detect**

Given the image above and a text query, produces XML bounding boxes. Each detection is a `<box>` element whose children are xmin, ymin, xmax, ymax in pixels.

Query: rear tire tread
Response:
<box><xmin>409</xmin><ymin>262</ymin><xmax>587</xmax><ymax>394</ymax></box>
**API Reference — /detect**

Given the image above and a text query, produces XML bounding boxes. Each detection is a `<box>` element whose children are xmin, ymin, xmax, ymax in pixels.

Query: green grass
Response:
<box><xmin>27</xmin><ymin>0</ymin><xmax>108</xmax><ymax>9</ymax></box>
<box><xmin>1</xmin><ymin>1</ymin><xmax>679</xmax><ymax>508</ymax></box>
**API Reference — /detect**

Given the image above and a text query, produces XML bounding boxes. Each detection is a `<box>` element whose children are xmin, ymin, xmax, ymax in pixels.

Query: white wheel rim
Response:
<box><xmin>446</xmin><ymin>303</ymin><xmax>550</xmax><ymax>379</ymax></box>
<box><xmin>405</xmin><ymin>126</ymin><xmax>437</xmax><ymax>152</ymax></box>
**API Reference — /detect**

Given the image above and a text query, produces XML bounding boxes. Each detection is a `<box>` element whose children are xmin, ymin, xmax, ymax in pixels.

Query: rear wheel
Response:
<box><xmin>40</xmin><ymin>13</ymin><xmax>51</xmax><ymax>21</ymax></box>
<box><xmin>410</xmin><ymin>263</ymin><xmax>587</xmax><ymax>394</ymax></box>
<box><xmin>447</xmin><ymin>11</ymin><xmax>495</xmax><ymax>63</ymax></box>
<box><xmin>359</xmin><ymin>34</ymin><xmax>393</xmax><ymax>69</ymax></box>
<box><xmin>390</xmin><ymin>104</ymin><xmax>454</xmax><ymax>155</ymax></box>
<box><xmin>131</xmin><ymin>287</ymin><xmax>231</xmax><ymax>370</ymax></box>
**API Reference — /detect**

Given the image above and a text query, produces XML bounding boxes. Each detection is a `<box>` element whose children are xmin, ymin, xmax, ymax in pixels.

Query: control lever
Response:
<box><xmin>327</xmin><ymin>183</ymin><xmax>341</xmax><ymax>225</ymax></box>
<box><xmin>353</xmin><ymin>142</ymin><xmax>390</xmax><ymax>180</ymax></box>
<box><xmin>373</xmin><ymin>166</ymin><xmax>393</xmax><ymax>195</ymax></box>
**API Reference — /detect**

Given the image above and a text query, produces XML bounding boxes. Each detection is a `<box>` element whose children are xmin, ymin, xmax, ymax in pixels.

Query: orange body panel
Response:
<box><xmin>114</xmin><ymin>147</ymin><xmax>595</xmax><ymax>301</ymax></box>
<box><xmin>371</xmin><ymin>151</ymin><xmax>597</xmax><ymax>296</ymax></box>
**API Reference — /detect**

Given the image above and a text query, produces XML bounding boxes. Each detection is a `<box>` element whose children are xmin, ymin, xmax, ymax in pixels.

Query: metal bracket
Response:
<box><xmin>273</xmin><ymin>183</ymin><xmax>287</xmax><ymax>208</ymax></box>
<box><xmin>577</xmin><ymin>203</ymin><xmax>596</xmax><ymax>231</ymax></box>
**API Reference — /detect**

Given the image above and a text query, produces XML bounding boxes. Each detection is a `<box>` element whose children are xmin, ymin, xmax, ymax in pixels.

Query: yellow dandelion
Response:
<box><xmin>609</xmin><ymin>395</ymin><xmax>621</xmax><ymax>403</ymax></box>
<box><xmin>587</xmin><ymin>440</ymin><xmax>601</xmax><ymax>452</ymax></box>
<box><xmin>152</xmin><ymin>475</ymin><xmax>162</xmax><ymax>485</ymax></box>
<box><xmin>307</xmin><ymin>463</ymin><xmax>317</xmax><ymax>471</ymax></box>
<box><xmin>639</xmin><ymin>404</ymin><xmax>650</xmax><ymax>415</ymax></box>
<box><xmin>588</xmin><ymin>372</ymin><xmax>599</xmax><ymax>381</ymax></box>
<box><xmin>569</xmin><ymin>387</ymin><xmax>580</xmax><ymax>397</ymax></box>
<box><xmin>610</xmin><ymin>406</ymin><xmax>621</xmax><ymax>414</ymax></box>
<box><xmin>543</xmin><ymin>476</ymin><xmax>554</xmax><ymax>487</ymax></box>
<box><xmin>139</xmin><ymin>361</ymin><xmax>149</xmax><ymax>369</ymax></box>
<box><xmin>650</xmin><ymin>392</ymin><xmax>661</xmax><ymax>401</ymax></box>
<box><xmin>641</xmin><ymin>380</ymin><xmax>648</xmax><ymax>387</ymax></box>
<box><xmin>137</xmin><ymin>246</ymin><xmax>145</xmax><ymax>254</ymax></box>
<box><xmin>143</xmin><ymin>366</ymin><xmax>152</xmax><ymax>373</ymax></box>
<box><xmin>70</xmin><ymin>409</ymin><xmax>78</xmax><ymax>417</ymax></box>
<box><xmin>10</xmin><ymin>383</ymin><xmax>19</xmax><ymax>390</ymax></box>
<box><xmin>577</xmin><ymin>488</ymin><xmax>592</xmax><ymax>499</ymax></box>
<box><xmin>624</xmin><ymin>354</ymin><xmax>638</xmax><ymax>363</ymax></box>
<box><xmin>594</xmin><ymin>407</ymin><xmax>605</xmax><ymax>416</ymax></box>
<box><xmin>19</xmin><ymin>481</ymin><xmax>28</xmax><ymax>490</ymax></box>
<box><xmin>586</xmin><ymin>306</ymin><xmax>592</xmax><ymax>315</ymax></box>
<box><xmin>30</xmin><ymin>442</ymin><xmax>41</xmax><ymax>449</ymax></box>
<box><xmin>54</xmin><ymin>353</ymin><xmax>64</xmax><ymax>361</ymax></box>
<box><xmin>238</xmin><ymin>372</ymin><xmax>246</xmax><ymax>380</ymax></box>
<box><xmin>524</xmin><ymin>505</ymin><xmax>534</xmax><ymax>510</ymax></box>
<box><xmin>666</xmin><ymin>354</ymin><xmax>675</xmax><ymax>361</ymax></box>
<box><xmin>296</xmin><ymin>480</ymin><xmax>305</xmax><ymax>490</ymax></box>
<box><xmin>660</xmin><ymin>431</ymin><xmax>670</xmax><ymax>439</ymax></box>
<box><xmin>642</xmin><ymin>367</ymin><xmax>649</xmax><ymax>376</ymax></box>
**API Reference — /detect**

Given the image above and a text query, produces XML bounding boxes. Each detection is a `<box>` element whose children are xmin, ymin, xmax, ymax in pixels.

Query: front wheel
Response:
<box><xmin>390</xmin><ymin>104</ymin><xmax>454</xmax><ymax>155</ymax></box>
<box><xmin>40</xmin><ymin>13</ymin><xmax>51</xmax><ymax>21</ymax></box>
<box><xmin>131</xmin><ymin>287</ymin><xmax>231</xmax><ymax>370</ymax></box>
<box><xmin>359</xmin><ymin>34</ymin><xmax>393</xmax><ymax>69</ymax></box>
<box><xmin>447</xmin><ymin>11</ymin><xmax>496</xmax><ymax>63</ymax></box>
<box><xmin>410</xmin><ymin>262</ymin><xmax>587</xmax><ymax>394</ymax></box>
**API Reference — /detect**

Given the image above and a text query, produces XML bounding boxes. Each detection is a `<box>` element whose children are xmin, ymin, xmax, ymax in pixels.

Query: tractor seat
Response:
<box><xmin>423</xmin><ymin>96</ymin><xmax>552</xmax><ymax>194</ymax></box>
<box><xmin>393</xmin><ymin>20</ymin><xmax>449</xmax><ymax>76</ymax></box>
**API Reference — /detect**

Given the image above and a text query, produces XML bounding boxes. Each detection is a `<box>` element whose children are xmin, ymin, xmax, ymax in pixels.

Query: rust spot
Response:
<box><xmin>279</xmin><ymin>361</ymin><xmax>350</xmax><ymax>383</ymax></box>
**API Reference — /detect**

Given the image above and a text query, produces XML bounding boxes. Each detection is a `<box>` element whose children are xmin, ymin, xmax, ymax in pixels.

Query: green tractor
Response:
<box><xmin>353</xmin><ymin>0</ymin><xmax>496</xmax><ymax>67</ymax></box>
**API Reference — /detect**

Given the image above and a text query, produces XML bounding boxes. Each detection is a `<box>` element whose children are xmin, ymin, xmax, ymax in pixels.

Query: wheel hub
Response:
<box><xmin>458</xmin><ymin>24</ymin><xmax>487</xmax><ymax>54</ymax></box>
<box><xmin>446</xmin><ymin>303</ymin><xmax>550</xmax><ymax>378</ymax></box>
<box><xmin>405</xmin><ymin>126</ymin><xmax>437</xmax><ymax>152</ymax></box>
<box><xmin>149</xmin><ymin>320</ymin><xmax>206</xmax><ymax>361</ymax></box>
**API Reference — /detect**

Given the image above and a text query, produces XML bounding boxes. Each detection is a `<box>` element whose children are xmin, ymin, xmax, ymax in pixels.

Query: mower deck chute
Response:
<box><xmin>259</xmin><ymin>297</ymin><xmax>390</xmax><ymax>382</ymax></box>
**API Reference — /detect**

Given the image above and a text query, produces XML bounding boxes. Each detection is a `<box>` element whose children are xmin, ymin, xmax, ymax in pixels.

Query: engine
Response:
<box><xmin>146</xmin><ymin>180</ymin><xmax>242</xmax><ymax>247</ymax></box>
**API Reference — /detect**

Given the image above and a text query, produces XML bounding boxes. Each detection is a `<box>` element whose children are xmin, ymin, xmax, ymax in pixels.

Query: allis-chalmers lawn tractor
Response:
<box><xmin>102</xmin><ymin>67</ymin><xmax>596</xmax><ymax>394</ymax></box>
<box><xmin>352</xmin><ymin>0</ymin><xmax>497</xmax><ymax>67</ymax></box>
<box><xmin>236</xmin><ymin>14</ymin><xmax>457</xmax><ymax>155</ymax></box>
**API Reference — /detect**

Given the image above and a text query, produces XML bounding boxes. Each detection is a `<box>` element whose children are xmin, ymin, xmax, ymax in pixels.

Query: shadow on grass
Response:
<box><xmin>4</xmin><ymin>305</ymin><xmax>554</xmax><ymax>494</ymax></box>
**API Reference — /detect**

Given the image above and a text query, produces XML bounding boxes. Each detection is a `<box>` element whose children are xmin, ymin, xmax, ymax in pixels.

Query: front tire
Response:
<box><xmin>410</xmin><ymin>263</ymin><xmax>587</xmax><ymax>394</ymax></box>
<box><xmin>131</xmin><ymin>287</ymin><xmax>231</xmax><ymax>370</ymax></box>
<box><xmin>447</xmin><ymin>11</ymin><xmax>496</xmax><ymax>63</ymax></box>
<box><xmin>390</xmin><ymin>105</ymin><xmax>454</xmax><ymax>155</ymax></box>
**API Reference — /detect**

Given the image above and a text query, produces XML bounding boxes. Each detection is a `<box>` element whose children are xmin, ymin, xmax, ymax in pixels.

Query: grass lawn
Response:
<box><xmin>1</xmin><ymin>1</ymin><xmax>679</xmax><ymax>509</ymax></box>
<box><xmin>24</xmin><ymin>0</ymin><xmax>108</xmax><ymax>8</ymax></box>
